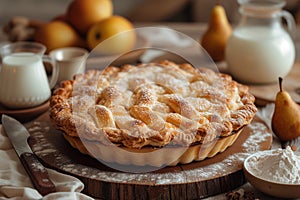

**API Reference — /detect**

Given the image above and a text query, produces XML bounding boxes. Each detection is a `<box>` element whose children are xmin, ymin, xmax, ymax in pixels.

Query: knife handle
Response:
<box><xmin>20</xmin><ymin>152</ymin><xmax>56</xmax><ymax>196</ymax></box>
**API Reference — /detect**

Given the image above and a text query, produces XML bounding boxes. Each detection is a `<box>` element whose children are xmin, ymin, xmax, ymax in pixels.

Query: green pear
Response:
<box><xmin>200</xmin><ymin>3</ymin><xmax>232</xmax><ymax>62</ymax></box>
<box><xmin>271</xmin><ymin>77</ymin><xmax>300</xmax><ymax>141</ymax></box>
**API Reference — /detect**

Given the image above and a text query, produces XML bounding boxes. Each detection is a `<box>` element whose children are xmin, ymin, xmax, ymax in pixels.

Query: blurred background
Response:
<box><xmin>1</xmin><ymin>0</ymin><xmax>300</xmax><ymax>26</ymax></box>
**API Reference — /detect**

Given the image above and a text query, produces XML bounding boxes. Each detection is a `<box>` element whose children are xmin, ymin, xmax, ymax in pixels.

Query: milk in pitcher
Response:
<box><xmin>225</xmin><ymin>0</ymin><xmax>296</xmax><ymax>84</ymax></box>
<box><xmin>0</xmin><ymin>52</ymin><xmax>51</xmax><ymax>108</ymax></box>
<box><xmin>226</xmin><ymin>26</ymin><xmax>295</xmax><ymax>84</ymax></box>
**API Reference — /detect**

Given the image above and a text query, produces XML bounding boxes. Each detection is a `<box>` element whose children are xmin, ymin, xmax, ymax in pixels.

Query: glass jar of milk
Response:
<box><xmin>226</xmin><ymin>0</ymin><xmax>296</xmax><ymax>84</ymax></box>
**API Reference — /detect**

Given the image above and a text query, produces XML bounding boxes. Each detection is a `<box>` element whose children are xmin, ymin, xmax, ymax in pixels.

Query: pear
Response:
<box><xmin>271</xmin><ymin>77</ymin><xmax>300</xmax><ymax>141</ymax></box>
<box><xmin>200</xmin><ymin>3</ymin><xmax>232</xmax><ymax>62</ymax></box>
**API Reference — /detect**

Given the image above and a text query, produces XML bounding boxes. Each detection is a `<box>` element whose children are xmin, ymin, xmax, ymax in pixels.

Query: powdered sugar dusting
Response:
<box><xmin>180</xmin><ymin>121</ymin><xmax>271</xmax><ymax>184</ymax></box>
<box><xmin>28</xmin><ymin>122</ymin><xmax>60</xmax><ymax>157</ymax></box>
<box><xmin>242</xmin><ymin>122</ymin><xmax>271</xmax><ymax>151</ymax></box>
<box><xmin>28</xmin><ymin>115</ymin><xmax>272</xmax><ymax>185</ymax></box>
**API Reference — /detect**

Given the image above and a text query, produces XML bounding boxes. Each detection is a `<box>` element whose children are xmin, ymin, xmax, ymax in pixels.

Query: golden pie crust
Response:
<box><xmin>50</xmin><ymin>60</ymin><xmax>257</xmax><ymax>166</ymax></box>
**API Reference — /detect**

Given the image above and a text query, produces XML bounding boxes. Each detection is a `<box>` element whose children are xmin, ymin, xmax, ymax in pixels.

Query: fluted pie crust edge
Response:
<box><xmin>63</xmin><ymin>127</ymin><xmax>243</xmax><ymax>167</ymax></box>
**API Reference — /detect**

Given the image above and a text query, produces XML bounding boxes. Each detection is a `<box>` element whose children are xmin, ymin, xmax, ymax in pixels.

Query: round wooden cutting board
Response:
<box><xmin>27</xmin><ymin>112</ymin><xmax>272</xmax><ymax>200</ymax></box>
<box><xmin>248</xmin><ymin>61</ymin><xmax>300</xmax><ymax>106</ymax></box>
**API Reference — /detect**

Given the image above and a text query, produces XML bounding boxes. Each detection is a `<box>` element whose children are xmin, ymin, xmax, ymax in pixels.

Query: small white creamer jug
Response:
<box><xmin>0</xmin><ymin>42</ymin><xmax>58</xmax><ymax>109</ymax></box>
<box><xmin>226</xmin><ymin>0</ymin><xmax>296</xmax><ymax>84</ymax></box>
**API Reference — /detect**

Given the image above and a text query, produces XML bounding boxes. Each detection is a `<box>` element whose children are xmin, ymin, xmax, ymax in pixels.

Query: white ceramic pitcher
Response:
<box><xmin>0</xmin><ymin>42</ymin><xmax>58</xmax><ymax>109</ymax></box>
<box><xmin>226</xmin><ymin>0</ymin><xmax>296</xmax><ymax>84</ymax></box>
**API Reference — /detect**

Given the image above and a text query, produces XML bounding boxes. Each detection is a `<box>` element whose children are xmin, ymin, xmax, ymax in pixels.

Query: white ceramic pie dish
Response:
<box><xmin>243</xmin><ymin>150</ymin><xmax>300</xmax><ymax>199</ymax></box>
<box><xmin>64</xmin><ymin>128</ymin><xmax>242</xmax><ymax>167</ymax></box>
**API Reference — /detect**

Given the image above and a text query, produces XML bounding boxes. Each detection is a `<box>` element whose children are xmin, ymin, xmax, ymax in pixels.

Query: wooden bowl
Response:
<box><xmin>243</xmin><ymin>150</ymin><xmax>300</xmax><ymax>199</ymax></box>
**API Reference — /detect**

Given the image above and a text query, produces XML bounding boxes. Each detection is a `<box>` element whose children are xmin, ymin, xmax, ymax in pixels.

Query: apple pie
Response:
<box><xmin>50</xmin><ymin>60</ymin><xmax>257</xmax><ymax>166</ymax></box>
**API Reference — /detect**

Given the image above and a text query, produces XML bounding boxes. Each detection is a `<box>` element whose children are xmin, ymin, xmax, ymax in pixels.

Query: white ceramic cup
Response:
<box><xmin>49</xmin><ymin>47</ymin><xmax>88</xmax><ymax>84</ymax></box>
<box><xmin>0</xmin><ymin>42</ymin><xmax>58</xmax><ymax>109</ymax></box>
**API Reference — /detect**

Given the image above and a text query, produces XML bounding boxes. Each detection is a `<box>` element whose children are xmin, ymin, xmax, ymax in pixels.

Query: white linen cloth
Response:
<box><xmin>0</xmin><ymin>126</ymin><xmax>94</xmax><ymax>200</ymax></box>
<box><xmin>138</xmin><ymin>26</ymin><xmax>193</xmax><ymax>48</ymax></box>
<box><xmin>137</xmin><ymin>26</ymin><xmax>196</xmax><ymax>63</ymax></box>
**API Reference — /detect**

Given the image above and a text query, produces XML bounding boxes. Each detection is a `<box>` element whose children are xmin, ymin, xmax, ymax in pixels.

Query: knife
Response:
<box><xmin>1</xmin><ymin>114</ymin><xmax>56</xmax><ymax>196</ymax></box>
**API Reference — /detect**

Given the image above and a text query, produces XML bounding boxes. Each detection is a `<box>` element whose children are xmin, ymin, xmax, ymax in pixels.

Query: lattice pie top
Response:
<box><xmin>50</xmin><ymin>61</ymin><xmax>257</xmax><ymax>149</ymax></box>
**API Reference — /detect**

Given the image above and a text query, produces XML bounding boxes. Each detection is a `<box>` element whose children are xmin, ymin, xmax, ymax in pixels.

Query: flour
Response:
<box><xmin>247</xmin><ymin>146</ymin><xmax>300</xmax><ymax>184</ymax></box>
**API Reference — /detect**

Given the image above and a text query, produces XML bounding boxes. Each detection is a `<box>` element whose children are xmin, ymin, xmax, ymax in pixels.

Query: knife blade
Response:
<box><xmin>1</xmin><ymin>114</ymin><xmax>56</xmax><ymax>196</ymax></box>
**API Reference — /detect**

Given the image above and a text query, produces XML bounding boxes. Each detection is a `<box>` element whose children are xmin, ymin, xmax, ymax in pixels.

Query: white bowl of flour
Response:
<box><xmin>243</xmin><ymin>146</ymin><xmax>300</xmax><ymax>198</ymax></box>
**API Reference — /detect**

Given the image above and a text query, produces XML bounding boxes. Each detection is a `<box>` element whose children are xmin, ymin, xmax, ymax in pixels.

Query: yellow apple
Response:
<box><xmin>66</xmin><ymin>0</ymin><xmax>113</xmax><ymax>36</ymax></box>
<box><xmin>34</xmin><ymin>21</ymin><xmax>86</xmax><ymax>53</ymax></box>
<box><xmin>87</xmin><ymin>15</ymin><xmax>136</xmax><ymax>55</ymax></box>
